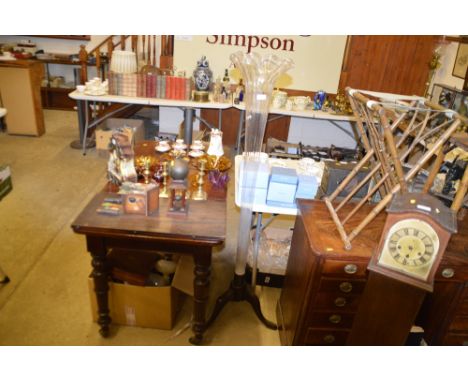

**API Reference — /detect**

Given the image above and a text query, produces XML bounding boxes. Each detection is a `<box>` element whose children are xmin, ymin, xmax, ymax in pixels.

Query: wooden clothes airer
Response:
<box><xmin>325</xmin><ymin>87</ymin><xmax>467</xmax><ymax>250</ymax></box>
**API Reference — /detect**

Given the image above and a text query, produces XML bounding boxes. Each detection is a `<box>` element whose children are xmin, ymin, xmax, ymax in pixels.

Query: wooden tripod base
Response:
<box><xmin>206</xmin><ymin>274</ymin><xmax>277</xmax><ymax>330</ymax></box>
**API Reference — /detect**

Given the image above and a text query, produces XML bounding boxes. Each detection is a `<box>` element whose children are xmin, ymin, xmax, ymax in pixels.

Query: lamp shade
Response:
<box><xmin>110</xmin><ymin>51</ymin><xmax>137</xmax><ymax>74</ymax></box>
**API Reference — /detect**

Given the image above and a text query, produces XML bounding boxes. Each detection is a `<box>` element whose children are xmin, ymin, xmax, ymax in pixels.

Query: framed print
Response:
<box><xmin>453</xmin><ymin>43</ymin><xmax>468</xmax><ymax>79</ymax></box>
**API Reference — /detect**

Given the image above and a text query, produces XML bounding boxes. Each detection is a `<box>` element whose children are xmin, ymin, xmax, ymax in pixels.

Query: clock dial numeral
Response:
<box><xmin>386</xmin><ymin>223</ymin><xmax>436</xmax><ymax>268</ymax></box>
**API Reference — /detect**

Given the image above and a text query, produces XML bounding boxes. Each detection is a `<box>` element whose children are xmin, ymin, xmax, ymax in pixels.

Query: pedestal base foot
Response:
<box><xmin>0</xmin><ymin>276</ymin><xmax>10</xmax><ymax>284</ymax></box>
<box><xmin>99</xmin><ymin>326</ymin><xmax>110</xmax><ymax>338</ymax></box>
<box><xmin>189</xmin><ymin>335</ymin><xmax>203</xmax><ymax>345</ymax></box>
<box><xmin>206</xmin><ymin>274</ymin><xmax>277</xmax><ymax>330</ymax></box>
<box><xmin>70</xmin><ymin>138</ymin><xmax>96</xmax><ymax>150</ymax></box>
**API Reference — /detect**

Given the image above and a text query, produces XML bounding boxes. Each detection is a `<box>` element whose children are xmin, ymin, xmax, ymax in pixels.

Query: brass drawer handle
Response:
<box><xmin>339</xmin><ymin>282</ymin><xmax>353</xmax><ymax>293</ymax></box>
<box><xmin>323</xmin><ymin>334</ymin><xmax>335</xmax><ymax>344</ymax></box>
<box><xmin>344</xmin><ymin>264</ymin><xmax>358</xmax><ymax>274</ymax></box>
<box><xmin>329</xmin><ymin>314</ymin><xmax>342</xmax><ymax>324</ymax></box>
<box><xmin>334</xmin><ymin>297</ymin><xmax>347</xmax><ymax>307</ymax></box>
<box><xmin>442</xmin><ymin>268</ymin><xmax>455</xmax><ymax>279</ymax></box>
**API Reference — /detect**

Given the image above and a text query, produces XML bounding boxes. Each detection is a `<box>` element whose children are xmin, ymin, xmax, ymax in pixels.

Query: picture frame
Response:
<box><xmin>452</xmin><ymin>42</ymin><xmax>468</xmax><ymax>79</ymax></box>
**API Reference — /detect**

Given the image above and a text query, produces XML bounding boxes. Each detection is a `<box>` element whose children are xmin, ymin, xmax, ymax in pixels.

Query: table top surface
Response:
<box><xmin>233</xmin><ymin>103</ymin><xmax>356</xmax><ymax>121</ymax></box>
<box><xmin>298</xmin><ymin>199</ymin><xmax>386</xmax><ymax>257</ymax></box>
<box><xmin>69</xmin><ymin>90</ymin><xmax>232</xmax><ymax>110</ymax></box>
<box><xmin>71</xmin><ymin>191</ymin><xmax>226</xmax><ymax>245</ymax></box>
<box><xmin>297</xmin><ymin>198</ymin><xmax>468</xmax><ymax>261</ymax></box>
<box><xmin>71</xmin><ymin>142</ymin><xmax>227</xmax><ymax>245</ymax></box>
<box><xmin>68</xmin><ymin>90</ymin><xmax>356</xmax><ymax>121</ymax></box>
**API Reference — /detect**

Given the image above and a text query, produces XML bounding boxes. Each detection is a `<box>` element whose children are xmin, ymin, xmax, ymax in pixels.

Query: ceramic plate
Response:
<box><xmin>189</xmin><ymin>150</ymin><xmax>205</xmax><ymax>158</ymax></box>
<box><xmin>155</xmin><ymin>145</ymin><xmax>171</xmax><ymax>153</ymax></box>
<box><xmin>84</xmin><ymin>90</ymin><xmax>107</xmax><ymax>96</ymax></box>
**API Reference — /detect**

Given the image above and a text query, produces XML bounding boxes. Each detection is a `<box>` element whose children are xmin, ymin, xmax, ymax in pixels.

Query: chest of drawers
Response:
<box><xmin>277</xmin><ymin>199</ymin><xmax>468</xmax><ymax>346</ymax></box>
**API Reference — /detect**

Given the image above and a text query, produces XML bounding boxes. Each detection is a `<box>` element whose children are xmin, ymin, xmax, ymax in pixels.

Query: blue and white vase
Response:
<box><xmin>193</xmin><ymin>56</ymin><xmax>213</xmax><ymax>92</ymax></box>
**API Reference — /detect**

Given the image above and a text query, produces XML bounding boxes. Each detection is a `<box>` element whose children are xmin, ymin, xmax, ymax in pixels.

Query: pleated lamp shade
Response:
<box><xmin>110</xmin><ymin>51</ymin><xmax>137</xmax><ymax>74</ymax></box>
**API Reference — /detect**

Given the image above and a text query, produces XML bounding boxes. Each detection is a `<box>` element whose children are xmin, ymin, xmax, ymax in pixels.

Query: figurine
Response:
<box><xmin>313</xmin><ymin>90</ymin><xmax>327</xmax><ymax>110</ymax></box>
<box><xmin>107</xmin><ymin>132</ymin><xmax>137</xmax><ymax>185</ymax></box>
<box><xmin>222</xmin><ymin>68</ymin><xmax>231</xmax><ymax>102</ymax></box>
<box><xmin>333</xmin><ymin>91</ymin><xmax>353</xmax><ymax>115</ymax></box>
<box><xmin>234</xmin><ymin>79</ymin><xmax>245</xmax><ymax>104</ymax></box>
<box><xmin>207</xmin><ymin>129</ymin><xmax>224</xmax><ymax>158</ymax></box>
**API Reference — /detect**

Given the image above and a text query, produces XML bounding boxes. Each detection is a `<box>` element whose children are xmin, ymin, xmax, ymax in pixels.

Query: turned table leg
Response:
<box><xmin>87</xmin><ymin>236</ymin><xmax>111</xmax><ymax>337</ymax></box>
<box><xmin>189</xmin><ymin>249</ymin><xmax>211</xmax><ymax>345</ymax></box>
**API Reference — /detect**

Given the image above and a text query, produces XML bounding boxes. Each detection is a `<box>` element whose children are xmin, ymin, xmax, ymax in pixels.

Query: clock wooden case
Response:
<box><xmin>368</xmin><ymin>193</ymin><xmax>457</xmax><ymax>292</ymax></box>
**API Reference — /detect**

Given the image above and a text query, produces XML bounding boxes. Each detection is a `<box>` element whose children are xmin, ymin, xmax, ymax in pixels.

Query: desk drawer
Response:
<box><xmin>435</xmin><ymin>264</ymin><xmax>468</xmax><ymax>282</ymax></box>
<box><xmin>442</xmin><ymin>333</ymin><xmax>468</xmax><ymax>346</ymax></box>
<box><xmin>322</xmin><ymin>259</ymin><xmax>368</xmax><ymax>277</ymax></box>
<box><xmin>318</xmin><ymin>278</ymin><xmax>366</xmax><ymax>294</ymax></box>
<box><xmin>314</xmin><ymin>292</ymin><xmax>361</xmax><ymax>311</ymax></box>
<box><xmin>448</xmin><ymin>315</ymin><xmax>468</xmax><ymax>332</ymax></box>
<box><xmin>308</xmin><ymin>311</ymin><xmax>355</xmax><ymax>329</ymax></box>
<box><xmin>304</xmin><ymin>328</ymin><xmax>349</xmax><ymax>345</ymax></box>
<box><xmin>458</xmin><ymin>297</ymin><xmax>468</xmax><ymax>316</ymax></box>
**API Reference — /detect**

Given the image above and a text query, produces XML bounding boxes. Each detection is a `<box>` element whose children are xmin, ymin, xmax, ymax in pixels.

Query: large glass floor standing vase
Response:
<box><xmin>206</xmin><ymin>52</ymin><xmax>293</xmax><ymax>333</ymax></box>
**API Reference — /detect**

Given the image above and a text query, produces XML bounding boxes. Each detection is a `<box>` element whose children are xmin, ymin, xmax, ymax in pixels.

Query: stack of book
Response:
<box><xmin>108</xmin><ymin>72</ymin><xmax>193</xmax><ymax>100</ymax></box>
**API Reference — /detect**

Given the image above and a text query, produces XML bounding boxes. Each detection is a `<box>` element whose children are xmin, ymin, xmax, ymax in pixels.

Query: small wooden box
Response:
<box><xmin>123</xmin><ymin>184</ymin><xmax>159</xmax><ymax>216</ymax></box>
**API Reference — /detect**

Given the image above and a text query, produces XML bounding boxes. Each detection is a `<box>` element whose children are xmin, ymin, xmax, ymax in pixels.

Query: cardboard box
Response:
<box><xmin>0</xmin><ymin>164</ymin><xmax>12</xmax><ymax>201</ymax></box>
<box><xmin>295</xmin><ymin>174</ymin><xmax>319</xmax><ymax>200</ymax></box>
<box><xmin>88</xmin><ymin>277</ymin><xmax>182</xmax><ymax>330</ymax></box>
<box><xmin>239</xmin><ymin>187</ymin><xmax>268</xmax><ymax>205</ymax></box>
<box><xmin>95</xmin><ymin>118</ymin><xmax>145</xmax><ymax>156</ymax></box>
<box><xmin>88</xmin><ymin>254</ymin><xmax>194</xmax><ymax>330</ymax></box>
<box><xmin>267</xmin><ymin>167</ymin><xmax>298</xmax><ymax>206</ymax></box>
<box><xmin>238</xmin><ymin>160</ymin><xmax>270</xmax><ymax>190</ymax></box>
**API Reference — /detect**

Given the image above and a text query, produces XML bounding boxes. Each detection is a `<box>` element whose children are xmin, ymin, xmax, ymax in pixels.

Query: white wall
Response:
<box><xmin>430</xmin><ymin>41</ymin><xmax>465</xmax><ymax>93</ymax></box>
<box><xmin>174</xmin><ymin>35</ymin><xmax>347</xmax><ymax>93</ymax></box>
<box><xmin>287</xmin><ymin>119</ymin><xmax>356</xmax><ymax>149</ymax></box>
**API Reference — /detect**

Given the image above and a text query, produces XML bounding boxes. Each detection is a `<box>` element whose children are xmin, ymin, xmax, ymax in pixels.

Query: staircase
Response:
<box><xmin>78</xmin><ymin>35</ymin><xmax>174</xmax><ymax>121</ymax></box>
<box><xmin>78</xmin><ymin>35</ymin><xmax>174</xmax><ymax>84</ymax></box>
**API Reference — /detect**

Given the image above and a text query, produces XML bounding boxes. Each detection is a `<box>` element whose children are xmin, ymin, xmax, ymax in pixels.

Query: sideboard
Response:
<box><xmin>0</xmin><ymin>60</ymin><xmax>45</xmax><ymax>136</ymax></box>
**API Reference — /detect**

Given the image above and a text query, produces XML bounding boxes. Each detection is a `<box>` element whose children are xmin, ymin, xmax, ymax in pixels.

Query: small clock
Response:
<box><xmin>378</xmin><ymin>218</ymin><xmax>440</xmax><ymax>281</ymax></box>
<box><xmin>368</xmin><ymin>193</ymin><xmax>457</xmax><ymax>292</ymax></box>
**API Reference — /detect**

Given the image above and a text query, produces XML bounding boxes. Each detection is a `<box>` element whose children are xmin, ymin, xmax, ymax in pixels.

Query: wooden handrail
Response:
<box><xmin>78</xmin><ymin>35</ymin><xmax>175</xmax><ymax>83</ymax></box>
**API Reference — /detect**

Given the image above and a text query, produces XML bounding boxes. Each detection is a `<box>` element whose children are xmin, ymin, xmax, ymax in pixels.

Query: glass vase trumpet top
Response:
<box><xmin>231</xmin><ymin>51</ymin><xmax>293</xmax><ymax>276</ymax></box>
<box><xmin>230</xmin><ymin>51</ymin><xmax>294</xmax><ymax>154</ymax></box>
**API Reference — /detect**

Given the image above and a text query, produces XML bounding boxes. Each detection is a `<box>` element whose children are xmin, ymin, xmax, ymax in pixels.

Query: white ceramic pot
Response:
<box><xmin>272</xmin><ymin>91</ymin><xmax>288</xmax><ymax>109</ymax></box>
<box><xmin>293</xmin><ymin>96</ymin><xmax>311</xmax><ymax>111</ymax></box>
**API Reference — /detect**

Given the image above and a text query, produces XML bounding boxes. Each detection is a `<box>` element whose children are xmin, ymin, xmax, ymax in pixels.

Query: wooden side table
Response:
<box><xmin>72</xmin><ymin>180</ymin><xmax>226</xmax><ymax>344</ymax></box>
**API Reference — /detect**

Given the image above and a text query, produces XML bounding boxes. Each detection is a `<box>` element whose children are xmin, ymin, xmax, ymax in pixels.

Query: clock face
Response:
<box><xmin>378</xmin><ymin>218</ymin><xmax>440</xmax><ymax>281</ymax></box>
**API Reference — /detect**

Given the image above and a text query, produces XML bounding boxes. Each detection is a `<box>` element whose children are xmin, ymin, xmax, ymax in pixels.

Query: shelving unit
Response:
<box><xmin>36</xmin><ymin>55</ymin><xmax>108</xmax><ymax>111</ymax></box>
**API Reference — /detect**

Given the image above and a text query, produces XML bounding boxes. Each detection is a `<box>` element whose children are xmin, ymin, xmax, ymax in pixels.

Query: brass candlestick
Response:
<box><xmin>143</xmin><ymin>161</ymin><xmax>151</xmax><ymax>184</ymax></box>
<box><xmin>192</xmin><ymin>159</ymin><xmax>207</xmax><ymax>201</ymax></box>
<box><xmin>159</xmin><ymin>161</ymin><xmax>170</xmax><ymax>198</ymax></box>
